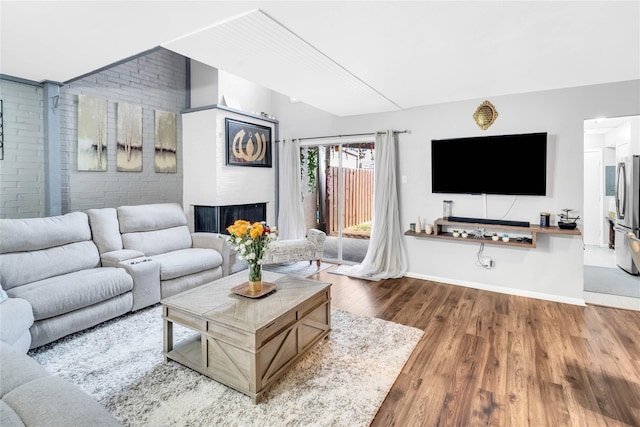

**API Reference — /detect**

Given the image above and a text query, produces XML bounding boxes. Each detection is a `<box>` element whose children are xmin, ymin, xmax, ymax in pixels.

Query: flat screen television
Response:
<box><xmin>431</xmin><ymin>132</ymin><xmax>547</xmax><ymax>196</ymax></box>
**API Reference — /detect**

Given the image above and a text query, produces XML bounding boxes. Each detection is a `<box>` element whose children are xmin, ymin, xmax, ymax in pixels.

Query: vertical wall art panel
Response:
<box><xmin>116</xmin><ymin>103</ymin><xmax>143</xmax><ymax>172</ymax></box>
<box><xmin>77</xmin><ymin>95</ymin><xmax>108</xmax><ymax>171</ymax></box>
<box><xmin>154</xmin><ymin>110</ymin><xmax>177</xmax><ymax>173</ymax></box>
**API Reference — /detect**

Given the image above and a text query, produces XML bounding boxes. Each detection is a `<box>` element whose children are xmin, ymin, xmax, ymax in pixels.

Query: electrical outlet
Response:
<box><xmin>482</xmin><ymin>258</ymin><xmax>494</xmax><ymax>268</ymax></box>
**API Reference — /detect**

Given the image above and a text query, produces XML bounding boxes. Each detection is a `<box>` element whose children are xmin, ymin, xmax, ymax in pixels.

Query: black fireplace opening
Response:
<box><xmin>194</xmin><ymin>203</ymin><xmax>267</xmax><ymax>234</ymax></box>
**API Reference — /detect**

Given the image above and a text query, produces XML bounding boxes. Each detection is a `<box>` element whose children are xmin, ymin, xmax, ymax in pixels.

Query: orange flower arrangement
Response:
<box><xmin>227</xmin><ymin>220</ymin><xmax>277</xmax><ymax>283</ymax></box>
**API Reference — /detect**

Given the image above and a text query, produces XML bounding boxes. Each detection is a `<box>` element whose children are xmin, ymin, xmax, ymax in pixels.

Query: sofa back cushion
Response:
<box><xmin>87</xmin><ymin>208</ymin><xmax>124</xmax><ymax>255</ymax></box>
<box><xmin>117</xmin><ymin>203</ymin><xmax>192</xmax><ymax>255</ymax></box>
<box><xmin>0</xmin><ymin>212</ymin><xmax>100</xmax><ymax>290</ymax></box>
<box><xmin>0</xmin><ymin>212</ymin><xmax>91</xmax><ymax>254</ymax></box>
<box><xmin>121</xmin><ymin>227</ymin><xmax>192</xmax><ymax>256</ymax></box>
<box><xmin>117</xmin><ymin>203</ymin><xmax>188</xmax><ymax>233</ymax></box>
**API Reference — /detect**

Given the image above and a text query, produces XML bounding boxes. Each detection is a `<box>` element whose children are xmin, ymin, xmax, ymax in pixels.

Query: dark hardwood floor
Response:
<box><xmin>308</xmin><ymin>267</ymin><xmax>640</xmax><ymax>427</ymax></box>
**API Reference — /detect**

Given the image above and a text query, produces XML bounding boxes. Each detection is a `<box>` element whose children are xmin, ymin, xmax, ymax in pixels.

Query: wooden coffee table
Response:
<box><xmin>161</xmin><ymin>270</ymin><xmax>331</xmax><ymax>403</ymax></box>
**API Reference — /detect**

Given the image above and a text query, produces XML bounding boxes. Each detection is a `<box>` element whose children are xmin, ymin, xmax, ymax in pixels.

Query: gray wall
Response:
<box><xmin>0</xmin><ymin>81</ymin><xmax>45</xmax><ymax>218</ymax></box>
<box><xmin>61</xmin><ymin>48</ymin><xmax>187</xmax><ymax>212</ymax></box>
<box><xmin>1</xmin><ymin>48</ymin><xmax>187</xmax><ymax>218</ymax></box>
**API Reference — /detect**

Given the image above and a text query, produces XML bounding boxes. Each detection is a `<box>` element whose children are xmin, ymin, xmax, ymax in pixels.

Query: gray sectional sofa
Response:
<box><xmin>0</xmin><ymin>202</ymin><xmax>228</xmax><ymax>350</ymax></box>
<box><xmin>0</xmin><ymin>202</ymin><xmax>233</xmax><ymax>426</ymax></box>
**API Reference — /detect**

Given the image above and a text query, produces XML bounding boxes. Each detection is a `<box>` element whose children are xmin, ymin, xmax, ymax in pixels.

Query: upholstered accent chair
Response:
<box><xmin>262</xmin><ymin>229</ymin><xmax>326</xmax><ymax>268</ymax></box>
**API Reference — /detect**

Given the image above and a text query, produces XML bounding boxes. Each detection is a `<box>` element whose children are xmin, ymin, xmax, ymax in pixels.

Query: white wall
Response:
<box><xmin>182</xmin><ymin>108</ymin><xmax>276</xmax><ymax>231</ymax></box>
<box><xmin>218</xmin><ymin>71</ymin><xmax>274</xmax><ymax>117</ymax></box>
<box><xmin>185</xmin><ymin>65</ymin><xmax>278</xmax><ymax>231</ymax></box>
<box><xmin>189</xmin><ymin>60</ymin><xmax>218</xmax><ymax>109</ymax></box>
<box><xmin>273</xmin><ymin>80</ymin><xmax>640</xmax><ymax>305</ymax></box>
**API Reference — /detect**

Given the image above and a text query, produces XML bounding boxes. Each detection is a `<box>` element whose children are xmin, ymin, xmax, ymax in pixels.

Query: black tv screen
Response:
<box><xmin>431</xmin><ymin>132</ymin><xmax>547</xmax><ymax>196</ymax></box>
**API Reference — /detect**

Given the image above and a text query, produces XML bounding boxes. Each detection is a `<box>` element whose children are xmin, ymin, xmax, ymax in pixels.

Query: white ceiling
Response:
<box><xmin>1</xmin><ymin>1</ymin><xmax>639</xmax><ymax>117</ymax></box>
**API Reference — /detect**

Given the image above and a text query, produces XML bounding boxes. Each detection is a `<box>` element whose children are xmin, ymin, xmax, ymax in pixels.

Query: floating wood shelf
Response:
<box><xmin>405</xmin><ymin>218</ymin><xmax>581</xmax><ymax>248</ymax></box>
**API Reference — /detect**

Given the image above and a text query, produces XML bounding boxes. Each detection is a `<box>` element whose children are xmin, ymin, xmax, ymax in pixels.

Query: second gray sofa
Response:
<box><xmin>92</xmin><ymin>203</ymin><xmax>227</xmax><ymax>300</ymax></box>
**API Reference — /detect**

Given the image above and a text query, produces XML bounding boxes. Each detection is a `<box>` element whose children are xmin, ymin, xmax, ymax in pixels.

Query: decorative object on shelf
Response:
<box><xmin>409</xmin><ymin>223</ymin><xmax>416</xmax><ymax>232</ymax></box>
<box><xmin>461</xmin><ymin>230</ymin><xmax>468</xmax><ymax>238</ymax></box>
<box><xmin>424</xmin><ymin>224</ymin><xmax>433</xmax><ymax>235</ymax></box>
<box><xmin>443</xmin><ymin>200</ymin><xmax>453</xmax><ymax>219</ymax></box>
<box><xmin>492</xmin><ymin>233</ymin><xmax>500</xmax><ymax>241</ymax></box>
<box><xmin>416</xmin><ymin>217</ymin><xmax>422</xmax><ymax>233</ymax></box>
<box><xmin>452</xmin><ymin>230</ymin><xmax>460</xmax><ymax>237</ymax></box>
<box><xmin>558</xmin><ymin>208</ymin><xmax>580</xmax><ymax>230</ymax></box>
<box><xmin>502</xmin><ymin>233</ymin><xmax>510</xmax><ymax>242</ymax></box>
<box><xmin>226</xmin><ymin>219</ymin><xmax>278</xmax><ymax>293</ymax></box>
<box><xmin>540</xmin><ymin>211</ymin><xmax>550</xmax><ymax>227</ymax></box>
<box><xmin>225</xmin><ymin>118</ymin><xmax>273</xmax><ymax>167</ymax></box>
<box><xmin>473</xmin><ymin>100</ymin><xmax>499</xmax><ymax>130</ymax></box>
<box><xmin>473</xmin><ymin>228</ymin><xmax>485</xmax><ymax>239</ymax></box>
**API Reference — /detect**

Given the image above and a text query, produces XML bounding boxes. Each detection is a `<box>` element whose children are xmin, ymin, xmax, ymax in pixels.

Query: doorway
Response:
<box><xmin>583</xmin><ymin>115</ymin><xmax>640</xmax><ymax>309</ymax></box>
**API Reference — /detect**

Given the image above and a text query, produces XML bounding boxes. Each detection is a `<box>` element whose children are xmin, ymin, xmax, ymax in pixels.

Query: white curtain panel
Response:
<box><xmin>277</xmin><ymin>139</ymin><xmax>307</xmax><ymax>240</ymax></box>
<box><xmin>347</xmin><ymin>130</ymin><xmax>408</xmax><ymax>279</ymax></box>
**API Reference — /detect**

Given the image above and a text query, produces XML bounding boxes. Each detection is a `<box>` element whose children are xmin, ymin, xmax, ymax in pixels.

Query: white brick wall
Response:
<box><xmin>0</xmin><ymin>81</ymin><xmax>45</xmax><ymax>218</ymax></box>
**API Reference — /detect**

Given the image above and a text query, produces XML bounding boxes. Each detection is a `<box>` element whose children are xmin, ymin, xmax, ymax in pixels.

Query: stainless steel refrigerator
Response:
<box><xmin>615</xmin><ymin>155</ymin><xmax>640</xmax><ymax>275</ymax></box>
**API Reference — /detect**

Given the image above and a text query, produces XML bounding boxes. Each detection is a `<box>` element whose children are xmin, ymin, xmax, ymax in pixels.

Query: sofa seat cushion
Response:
<box><xmin>0</xmin><ymin>342</ymin><xmax>48</xmax><ymax>397</ymax></box>
<box><xmin>3</xmin><ymin>376</ymin><xmax>123</xmax><ymax>427</ymax></box>
<box><xmin>0</xmin><ymin>341</ymin><xmax>122</xmax><ymax>426</ymax></box>
<box><xmin>8</xmin><ymin>268</ymin><xmax>133</xmax><ymax>322</ymax></box>
<box><xmin>153</xmin><ymin>248</ymin><xmax>223</xmax><ymax>281</ymax></box>
<box><xmin>271</xmin><ymin>239</ymin><xmax>314</xmax><ymax>251</ymax></box>
<box><xmin>0</xmin><ymin>400</ymin><xmax>25</xmax><ymax>427</ymax></box>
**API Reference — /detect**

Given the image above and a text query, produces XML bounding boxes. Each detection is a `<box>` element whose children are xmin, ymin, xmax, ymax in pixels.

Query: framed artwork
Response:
<box><xmin>116</xmin><ymin>103</ymin><xmax>143</xmax><ymax>172</ymax></box>
<box><xmin>225</xmin><ymin>118</ymin><xmax>272</xmax><ymax>167</ymax></box>
<box><xmin>154</xmin><ymin>110</ymin><xmax>177</xmax><ymax>173</ymax></box>
<box><xmin>77</xmin><ymin>95</ymin><xmax>108</xmax><ymax>171</ymax></box>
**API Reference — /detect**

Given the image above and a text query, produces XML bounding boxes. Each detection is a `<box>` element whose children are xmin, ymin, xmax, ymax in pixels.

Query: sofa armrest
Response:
<box><xmin>0</xmin><ymin>297</ymin><xmax>34</xmax><ymax>353</ymax></box>
<box><xmin>306</xmin><ymin>229</ymin><xmax>327</xmax><ymax>259</ymax></box>
<box><xmin>117</xmin><ymin>259</ymin><xmax>161</xmax><ymax>311</ymax></box>
<box><xmin>191</xmin><ymin>233</ymin><xmax>233</xmax><ymax>275</ymax></box>
<box><xmin>191</xmin><ymin>232</ymin><xmax>225</xmax><ymax>253</ymax></box>
<box><xmin>100</xmin><ymin>249</ymin><xmax>146</xmax><ymax>268</ymax></box>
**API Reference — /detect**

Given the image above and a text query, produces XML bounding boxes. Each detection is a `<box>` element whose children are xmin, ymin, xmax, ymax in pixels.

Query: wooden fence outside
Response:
<box><xmin>326</xmin><ymin>166</ymin><xmax>373</xmax><ymax>235</ymax></box>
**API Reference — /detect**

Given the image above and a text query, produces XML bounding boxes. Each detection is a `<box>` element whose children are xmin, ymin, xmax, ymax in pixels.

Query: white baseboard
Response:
<box><xmin>405</xmin><ymin>272</ymin><xmax>587</xmax><ymax>306</ymax></box>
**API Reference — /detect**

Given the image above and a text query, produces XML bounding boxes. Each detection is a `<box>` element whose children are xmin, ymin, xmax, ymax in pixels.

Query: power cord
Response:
<box><xmin>476</xmin><ymin>243</ymin><xmax>494</xmax><ymax>269</ymax></box>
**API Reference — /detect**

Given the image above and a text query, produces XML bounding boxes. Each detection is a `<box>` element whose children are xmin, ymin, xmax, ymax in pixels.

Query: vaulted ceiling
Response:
<box><xmin>1</xmin><ymin>1</ymin><xmax>638</xmax><ymax>117</ymax></box>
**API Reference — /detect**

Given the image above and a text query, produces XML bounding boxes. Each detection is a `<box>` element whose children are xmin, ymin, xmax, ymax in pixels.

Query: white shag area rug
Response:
<box><xmin>29</xmin><ymin>305</ymin><xmax>423</xmax><ymax>427</ymax></box>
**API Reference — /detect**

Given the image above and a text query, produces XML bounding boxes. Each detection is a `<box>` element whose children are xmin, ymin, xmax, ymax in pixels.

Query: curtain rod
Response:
<box><xmin>276</xmin><ymin>129</ymin><xmax>411</xmax><ymax>143</ymax></box>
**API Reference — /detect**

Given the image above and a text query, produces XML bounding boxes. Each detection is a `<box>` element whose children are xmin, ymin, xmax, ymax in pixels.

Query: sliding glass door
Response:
<box><xmin>301</xmin><ymin>140</ymin><xmax>374</xmax><ymax>264</ymax></box>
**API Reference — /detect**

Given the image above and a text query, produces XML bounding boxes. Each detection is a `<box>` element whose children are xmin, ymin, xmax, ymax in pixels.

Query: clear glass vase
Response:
<box><xmin>248</xmin><ymin>263</ymin><xmax>262</xmax><ymax>292</ymax></box>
